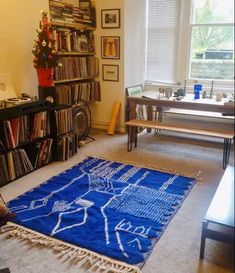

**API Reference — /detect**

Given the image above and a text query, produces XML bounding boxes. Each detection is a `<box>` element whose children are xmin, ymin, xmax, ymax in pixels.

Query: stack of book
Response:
<box><xmin>49</xmin><ymin>0</ymin><xmax>93</xmax><ymax>25</ymax></box>
<box><xmin>63</xmin><ymin>2</ymin><xmax>74</xmax><ymax>23</ymax></box>
<box><xmin>49</xmin><ymin>0</ymin><xmax>65</xmax><ymax>22</ymax></box>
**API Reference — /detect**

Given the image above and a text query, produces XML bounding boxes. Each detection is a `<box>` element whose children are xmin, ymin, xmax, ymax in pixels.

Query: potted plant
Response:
<box><xmin>32</xmin><ymin>10</ymin><xmax>61</xmax><ymax>87</ymax></box>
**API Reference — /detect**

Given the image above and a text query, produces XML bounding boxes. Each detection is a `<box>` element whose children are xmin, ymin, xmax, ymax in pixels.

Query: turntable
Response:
<box><xmin>0</xmin><ymin>95</ymin><xmax>39</xmax><ymax>110</ymax></box>
<box><xmin>0</xmin><ymin>73</ymin><xmax>41</xmax><ymax>110</ymax></box>
<box><xmin>5</xmin><ymin>97</ymin><xmax>32</xmax><ymax>105</ymax></box>
<box><xmin>0</xmin><ymin>97</ymin><xmax>49</xmax><ymax>121</ymax></box>
<box><xmin>0</xmin><ymin>73</ymin><xmax>50</xmax><ymax>121</ymax></box>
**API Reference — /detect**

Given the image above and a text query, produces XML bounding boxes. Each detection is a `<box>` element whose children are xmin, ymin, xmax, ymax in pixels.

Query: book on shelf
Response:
<box><xmin>13</xmin><ymin>150</ymin><xmax>20</xmax><ymax>178</ymax></box>
<box><xmin>54</xmin><ymin>107</ymin><xmax>73</xmax><ymax>135</ymax></box>
<box><xmin>0</xmin><ymin>154</ymin><xmax>10</xmax><ymax>186</ymax></box>
<box><xmin>30</xmin><ymin>111</ymin><xmax>48</xmax><ymax>140</ymax></box>
<box><xmin>3</xmin><ymin>120</ymin><xmax>16</xmax><ymax>149</ymax></box>
<box><xmin>49</xmin><ymin>0</ymin><xmax>94</xmax><ymax>25</ymax></box>
<box><xmin>6</xmin><ymin>151</ymin><xmax>15</xmax><ymax>181</ymax></box>
<box><xmin>10</xmin><ymin>118</ymin><xmax>20</xmax><ymax>147</ymax></box>
<box><xmin>37</xmin><ymin>139</ymin><xmax>52</xmax><ymax>168</ymax></box>
<box><xmin>57</xmin><ymin>132</ymin><xmax>77</xmax><ymax>161</ymax></box>
<box><xmin>18</xmin><ymin>149</ymin><xmax>34</xmax><ymax>174</ymax></box>
<box><xmin>44</xmin><ymin>138</ymin><xmax>53</xmax><ymax>164</ymax></box>
<box><xmin>18</xmin><ymin>115</ymin><xmax>29</xmax><ymax>144</ymax></box>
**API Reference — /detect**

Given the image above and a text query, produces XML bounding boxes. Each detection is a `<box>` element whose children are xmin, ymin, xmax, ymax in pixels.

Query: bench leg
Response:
<box><xmin>200</xmin><ymin>220</ymin><xmax>209</xmax><ymax>259</ymax></box>
<box><xmin>127</xmin><ymin>126</ymin><xmax>133</xmax><ymax>152</ymax></box>
<box><xmin>127</xmin><ymin>126</ymin><xmax>138</xmax><ymax>152</ymax></box>
<box><xmin>223</xmin><ymin>139</ymin><xmax>231</xmax><ymax>169</ymax></box>
<box><xmin>134</xmin><ymin>127</ymin><xmax>138</xmax><ymax>147</ymax></box>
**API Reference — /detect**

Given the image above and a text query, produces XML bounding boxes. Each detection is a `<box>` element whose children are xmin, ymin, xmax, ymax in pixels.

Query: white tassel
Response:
<box><xmin>1</xmin><ymin>222</ymin><xmax>141</xmax><ymax>273</ymax></box>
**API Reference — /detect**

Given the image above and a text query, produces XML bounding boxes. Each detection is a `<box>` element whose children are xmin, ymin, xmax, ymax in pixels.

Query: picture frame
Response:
<box><xmin>101</xmin><ymin>36</ymin><xmax>120</xmax><ymax>59</ymax></box>
<box><xmin>125</xmin><ymin>84</ymin><xmax>146</xmax><ymax>130</ymax></box>
<box><xmin>126</xmin><ymin>85</ymin><xmax>143</xmax><ymax>97</ymax></box>
<box><xmin>101</xmin><ymin>9</ymin><xmax>120</xmax><ymax>28</ymax></box>
<box><xmin>102</xmin><ymin>64</ymin><xmax>119</xmax><ymax>82</ymax></box>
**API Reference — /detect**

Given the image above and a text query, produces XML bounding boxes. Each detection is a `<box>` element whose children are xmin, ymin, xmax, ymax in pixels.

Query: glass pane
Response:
<box><xmin>193</xmin><ymin>0</ymin><xmax>234</xmax><ymax>24</ymax></box>
<box><xmin>190</xmin><ymin>25</ymin><xmax>234</xmax><ymax>80</ymax></box>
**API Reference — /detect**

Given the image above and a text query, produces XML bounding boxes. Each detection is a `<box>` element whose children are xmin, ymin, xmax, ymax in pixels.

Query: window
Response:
<box><xmin>189</xmin><ymin>0</ymin><xmax>234</xmax><ymax>81</ymax></box>
<box><xmin>145</xmin><ymin>0</ymin><xmax>181</xmax><ymax>84</ymax></box>
<box><xmin>145</xmin><ymin>0</ymin><xmax>234</xmax><ymax>88</ymax></box>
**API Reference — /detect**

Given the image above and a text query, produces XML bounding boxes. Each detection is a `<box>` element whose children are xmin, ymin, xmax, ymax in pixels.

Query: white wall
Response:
<box><xmin>92</xmin><ymin>0</ymin><xmax>147</xmax><ymax>132</ymax></box>
<box><xmin>91</xmin><ymin>0</ymin><xmax>125</xmax><ymax>132</ymax></box>
<box><xmin>0</xmin><ymin>1</ymin><xmax>49</xmax><ymax>96</ymax></box>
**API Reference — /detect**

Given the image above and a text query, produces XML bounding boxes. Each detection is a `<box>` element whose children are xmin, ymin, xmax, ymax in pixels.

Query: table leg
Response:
<box><xmin>0</xmin><ymin>269</ymin><xmax>10</xmax><ymax>273</ymax></box>
<box><xmin>223</xmin><ymin>139</ymin><xmax>231</xmax><ymax>169</ymax></box>
<box><xmin>134</xmin><ymin>127</ymin><xmax>138</xmax><ymax>147</ymax></box>
<box><xmin>200</xmin><ymin>220</ymin><xmax>209</xmax><ymax>259</ymax></box>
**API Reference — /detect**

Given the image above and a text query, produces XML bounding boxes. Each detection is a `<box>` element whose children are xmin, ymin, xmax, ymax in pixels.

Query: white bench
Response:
<box><xmin>199</xmin><ymin>166</ymin><xmax>234</xmax><ymax>259</ymax></box>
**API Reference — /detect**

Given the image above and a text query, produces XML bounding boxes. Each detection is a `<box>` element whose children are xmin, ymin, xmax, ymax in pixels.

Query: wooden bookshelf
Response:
<box><xmin>0</xmin><ymin>102</ymin><xmax>53</xmax><ymax>187</ymax></box>
<box><xmin>51</xmin><ymin>20</ymin><xmax>95</xmax><ymax>31</ymax></box>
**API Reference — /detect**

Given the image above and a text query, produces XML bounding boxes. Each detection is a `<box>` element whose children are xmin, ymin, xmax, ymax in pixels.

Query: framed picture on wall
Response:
<box><xmin>102</xmin><ymin>64</ymin><xmax>119</xmax><ymax>82</ymax></box>
<box><xmin>101</xmin><ymin>36</ymin><xmax>120</xmax><ymax>59</ymax></box>
<box><xmin>101</xmin><ymin>9</ymin><xmax>120</xmax><ymax>28</ymax></box>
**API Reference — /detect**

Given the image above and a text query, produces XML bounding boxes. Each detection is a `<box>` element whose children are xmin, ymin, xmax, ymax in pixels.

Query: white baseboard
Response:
<box><xmin>91</xmin><ymin>120</ymin><xmax>126</xmax><ymax>133</ymax></box>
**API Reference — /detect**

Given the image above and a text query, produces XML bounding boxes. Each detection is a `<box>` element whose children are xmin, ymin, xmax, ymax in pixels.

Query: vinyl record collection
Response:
<box><xmin>55</xmin><ymin>56</ymin><xmax>99</xmax><ymax>81</ymax></box>
<box><xmin>55</xmin><ymin>81</ymin><xmax>101</xmax><ymax>104</ymax></box>
<box><xmin>0</xmin><ymin>138</ymin><xmax>54</xmax><ymax>187</ymax></box>
<box><xmin>0</xmin><ymin>111</ymin><xmax>49</xmax><ymax>150</ymax></box>
<box><xmin>57</xmin><ymin>132</ymin><xmax>77</xmax><ymax>161</ymax></box>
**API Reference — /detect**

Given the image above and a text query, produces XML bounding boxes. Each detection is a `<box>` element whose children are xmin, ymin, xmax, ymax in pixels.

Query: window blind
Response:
<box><xmin>146</xmin><ymin>0</ymin><xmax>181</xmax><ymax>83</ymax></box>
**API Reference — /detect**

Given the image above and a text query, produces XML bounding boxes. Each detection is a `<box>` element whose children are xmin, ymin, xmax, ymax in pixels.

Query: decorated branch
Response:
<box><xmin>32</xmin><ymin>10</ymin><xmax>61</xmax><ymax>69</ymax></box>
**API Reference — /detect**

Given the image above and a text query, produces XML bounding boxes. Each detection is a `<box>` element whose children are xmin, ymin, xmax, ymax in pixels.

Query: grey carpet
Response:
<box><xmin>0</xmin><ymin>129</ymin><xmax>234</xmax><ymax>273</ymax></box>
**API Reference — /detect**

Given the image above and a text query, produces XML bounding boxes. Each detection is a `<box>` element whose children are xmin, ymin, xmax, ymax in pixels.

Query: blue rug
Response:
<box><xmin>7</xmin><ymin>157</ymin><xmax>196</xmax><ymax>268</ymax></box>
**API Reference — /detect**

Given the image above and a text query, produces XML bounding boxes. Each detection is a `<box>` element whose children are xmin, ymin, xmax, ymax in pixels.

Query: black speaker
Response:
<box><xmin>38</xmin><ymin>86</ymin><xmax>56</xmax><ymax>105</ymax></box>
<box><xmin>72</xmin><ymin>101</ymin><xmax>91</xmax><ymax>141</ymax></box>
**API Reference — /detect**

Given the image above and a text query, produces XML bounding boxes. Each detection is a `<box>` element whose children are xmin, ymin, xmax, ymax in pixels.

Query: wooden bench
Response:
<box><xmin>126</xmin><ymin>119</ymin><xmax>234</xmax><ymax>169</ymax></box>
<box><xmin>199</xmin><ymin>165</ymin><xmax>234</xmax><ymax>259</ymax></box>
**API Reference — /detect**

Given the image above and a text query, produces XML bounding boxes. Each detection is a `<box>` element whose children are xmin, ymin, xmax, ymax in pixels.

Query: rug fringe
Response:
<box><xmin>88</xmin><ymin>154</ymin><xmax>201</xmax><ymax>179</ymax></box>
<box><xmin>0</xmin><ymin>222</ymin><xmax>141</xmax><ymax>273</ymax></box>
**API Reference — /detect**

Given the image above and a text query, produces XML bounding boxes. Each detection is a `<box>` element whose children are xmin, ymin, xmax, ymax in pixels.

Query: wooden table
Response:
<box><xmin>199</xmin><ymin>166</ymin><xmax>234</xmax><ymax>259</ymax></box>
<box><xmin>141</xmin><ymin>92</ymin><xmax>234</xmax><ymax>119</ymax></box>
<box><xmin>126</xmin><ymin>96</ymin><xmax>234</xmax><ymax>168</ymax></box>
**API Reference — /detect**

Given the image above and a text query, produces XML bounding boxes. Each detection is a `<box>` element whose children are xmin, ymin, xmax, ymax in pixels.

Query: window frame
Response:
<box><xmin>187</xmin><ymin>1</ymin><xmax>234</xmax><ymax>86</ymax></box>
<box><xmin>145</xmin><ymin>0</ymin><xmax>234</xmax><ymax>92</ymax></box>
